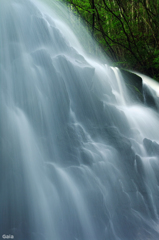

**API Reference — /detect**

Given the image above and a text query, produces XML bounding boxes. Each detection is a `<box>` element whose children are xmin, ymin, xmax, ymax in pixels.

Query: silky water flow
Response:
<box><xmin>0</xmin><ymin>0</ymin><xmax>159</xmax><ymax>239</ymax></box>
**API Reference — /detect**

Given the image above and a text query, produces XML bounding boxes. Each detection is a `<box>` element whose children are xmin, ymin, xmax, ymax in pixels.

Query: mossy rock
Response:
<box><xmin>142</xmin><ymin>84</ymin><xmax>158</xmax><ymax>110</ymax></box>
<box><xmin>120</xmin><ymin>69</ymin><xmax>143</xmax><ymax>103</ymax></box>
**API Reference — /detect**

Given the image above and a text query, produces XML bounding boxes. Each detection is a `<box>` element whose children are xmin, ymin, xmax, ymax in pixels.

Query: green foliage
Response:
<box><xmin>153</xmin><ymin>50</ymin><xmax>159</xmax><ymax>69</ymax></box>
<box><xmin>153</xmin><ymin>51</ymin><xmax>159</xmax><ymax>81</ymax></box>
<box><xmin>61</xmin><ymin>0</ymin><xmax>159</xmax><ymax>80</ymax></box>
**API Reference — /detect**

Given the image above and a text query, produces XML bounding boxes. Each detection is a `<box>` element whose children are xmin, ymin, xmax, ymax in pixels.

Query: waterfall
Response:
<box><xmin>0</xmin><ymin>0</ymin><xmax>159</xmax><ymax>239</ymax></box>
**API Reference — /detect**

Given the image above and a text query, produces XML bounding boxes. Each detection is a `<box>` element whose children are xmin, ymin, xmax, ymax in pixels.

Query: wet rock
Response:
<box><xmin>120</xmin><ymin>69</ymin><xmax>143</xmax><ymax>102</ymax></box>
<box><xmin>143</xmin><ymin>138</ymin><xmax>159</xmax><ymax>156</ymax></box>
<box><xmin>143</xmin><ymin>84</ymin><xmax>158</xmax><ymax>110</ymax></box>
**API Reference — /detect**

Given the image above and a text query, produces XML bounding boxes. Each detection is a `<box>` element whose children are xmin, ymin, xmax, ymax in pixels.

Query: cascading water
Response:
<box><xmin>0</xmin><ymin>0</ymin><xmax>159</xmax><ymax>240</ymax></box>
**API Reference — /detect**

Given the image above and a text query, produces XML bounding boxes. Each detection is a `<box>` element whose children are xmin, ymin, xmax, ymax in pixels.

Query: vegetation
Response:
<box><xmin>61</xmin><ymin>0</ymin><xmax>159</xmax><ymax>80</ymax></box>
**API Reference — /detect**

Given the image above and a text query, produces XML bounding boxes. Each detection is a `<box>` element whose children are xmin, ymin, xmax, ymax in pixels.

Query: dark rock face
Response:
<box><xmin>143</xmin><ymin>84</ymin><xmax>159</xmax><ymax>110</ymax></box>
<box><xmin>143</xmin><ymin>138</ymin><xmax>159</xmax><ymax>156</ymax></box>
<box><xmin>120</xmin><ymin>69</ymin><xmax>159</xmax><ymax>112</ymax></box>
<box><xmin>120</xmin><ymin>69</ymin><xmax>143</xmax><ymax>103</ymax></box>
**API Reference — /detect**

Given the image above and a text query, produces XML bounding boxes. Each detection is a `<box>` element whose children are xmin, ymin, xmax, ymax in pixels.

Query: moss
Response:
<box><xmin>120</xmin><ymin>69</ymin><xmax>144</xmax><ymax>103</ymax></box>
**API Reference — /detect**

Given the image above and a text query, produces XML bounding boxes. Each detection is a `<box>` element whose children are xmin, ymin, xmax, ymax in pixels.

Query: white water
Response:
<box><xmin>134</xmin><ymin>72</ymin><xmax>159</xmax><ymax>97</ymax></box>
<box><xmin>0</xmin><ymin>0</ymin><xmax>159</xmax><ymax>240</ymax></box>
